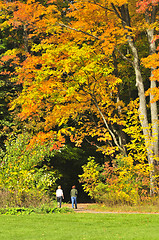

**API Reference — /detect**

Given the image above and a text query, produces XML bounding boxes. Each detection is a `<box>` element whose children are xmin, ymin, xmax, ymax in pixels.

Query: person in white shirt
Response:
<box><xmin>56</xmin><ymin>185</ymin><xmax>64</xmax><ymax>208</ymax></box>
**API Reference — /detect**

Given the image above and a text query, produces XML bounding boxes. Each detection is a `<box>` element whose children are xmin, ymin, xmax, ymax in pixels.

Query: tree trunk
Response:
<box><xmin>114</xmin><ymin>4</ymin><xmax>157</xmax><ymax>196</ymax></box>
<box><xmin>128</xmin><ymin>37</ymin><xmax>156</xmax><ymax>196</ymax></box>
<box><xmin>146</xmin><ymin>14</ymin><xmax>159</xmax><ymax>162</ymax></box>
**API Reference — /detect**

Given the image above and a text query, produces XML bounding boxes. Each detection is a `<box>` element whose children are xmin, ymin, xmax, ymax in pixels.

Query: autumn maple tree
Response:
<box><xmin>0</xmin><ymin>0</ymin><xmax>159</xmax><ymax>200</ymax></box>
<box><xmin>0</xmin><ymin>0</ymin><xmax>126</xmax><ymax>152</ymax></box>
<box><xmin>60</xmin><ymin>0</ymin><xmax>159</xmax><ymax>196</ymax></box>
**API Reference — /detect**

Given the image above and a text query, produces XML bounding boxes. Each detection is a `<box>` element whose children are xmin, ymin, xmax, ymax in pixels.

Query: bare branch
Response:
<box><xmin>57</xmin><ymin>23</ymin><xmax>99</xmax><ymax>40</ymax></box>
<box><xmin>93</xmin><ymin>98</ymin><xmax>125</xmax><ymax>154</ymax></box>
<box><xmin>85</xmin><ymin>137</ymin><xmax>108</xmax><ymax>152</ymax></box>
<box><xmin>88</xmin><ymin>1</ymin><xmax>112</xmax><ymax>12</ymax></box>
<box><xmin>114</xmin><ymin>47</ymin><xmax>133</xmax><ymax>65</ymax></box>
<box><xmin>70</xmin><ymin>2</ymin><xmax>79</xmax><ymax>11</ymax></box>
<box><xmin>111</xmin><ymin>3</ymin><xmax>123</xmax><ymax>22</ymax></box>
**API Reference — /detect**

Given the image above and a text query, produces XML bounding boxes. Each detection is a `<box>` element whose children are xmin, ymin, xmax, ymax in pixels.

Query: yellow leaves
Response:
<box><xmin>80</xmin><ymin>152</ymin><xmax>151</xmax><ymax>204</ymax></box>
<box><xmin>141</xmin><ymin>53</ymin><xmax>159</xmax><ymax>101</ymax></box>
<box><xmin>101</xmin><ymin>25</ymin><xmax>127</xmax><ymax>53</ymax></box>
<box><xmin>44</xmin><ymin>4</ymin><xmax>61</xmax><ymax>31</ymax></box>
<box><xmin>3</xmin><ymin>0</ymin><xmax>146</xmax><ymax>160</ymax></box>
<box><xmin>17</xmin><ymin>100</ymin><xmax>38</xmax><ymax>120</ymax></box>
<box><xmin>97</xmin><ymin>132</ymin><xmax>112</xmax><ymax>143</ymax></box>
<box><xmin>141</xmin><ymin>53</ymin><xmax>159</xmax><ymax>69</ymax></box>
<box><xmin>99</xmin><ymin>146</ymin><xmax>118</xmax><ymax>155</ymax></box>
<box><xmin>123</xmin><ymin>99</ymin><xmax>150</xmax><ymax>164</ymax></box>
<box><xmin>79</xmin><ymin>157</ymin><xmax>101</xmax><ymax>198</ymax></box>
<box><xmin>120</xmin><ymin>155</ymin><xmax>134</xmax><ymax>167</ymax></box>
<box><xmin>39</xmin><ymin>80</ymin><xmax>55</xmax><ymax>96</ymax></box>
<box><xmin>145</xmin><ymin>87</ymin><xmax>159</xmax><ymax>103</ymax></box>
<box><xmin>67</xmin><ymin>1</ymin><xmax>108</xmax><ymax>42</ymax></box>
<box><xmin>1</xmin><ymin>49</ymin><xmax>20</xmax><ymax>62</ymax></box>
<box><xmin>68</xmin><ymin>1</ymin><xmax>104</xmax><ymax>24</ymax></box>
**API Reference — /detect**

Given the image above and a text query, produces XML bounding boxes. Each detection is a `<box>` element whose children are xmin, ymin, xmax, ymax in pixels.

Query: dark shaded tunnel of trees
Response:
<box><xmin>50</xmin><ymin>140</ymin><xmax>105</xmax><ymax>203</ymax></box>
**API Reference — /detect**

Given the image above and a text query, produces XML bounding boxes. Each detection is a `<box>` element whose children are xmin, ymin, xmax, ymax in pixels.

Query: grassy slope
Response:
<box><xmin>0</xmin><ymin>213</ymin><xmax>159</xmax><ymax>240</ymax></box>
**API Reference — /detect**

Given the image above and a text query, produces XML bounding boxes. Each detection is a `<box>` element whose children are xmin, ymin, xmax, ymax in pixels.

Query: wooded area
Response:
<box><xmin>0</xmin><ymin>0</ymin><xmax>159</xmax><ymax>206</ymax></box>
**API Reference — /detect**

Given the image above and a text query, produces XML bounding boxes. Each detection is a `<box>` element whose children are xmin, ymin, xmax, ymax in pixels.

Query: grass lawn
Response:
<box><xmin>0</xmin><ymin>213</ymin><xmax>159</xmax><ymax>240</ymax></box>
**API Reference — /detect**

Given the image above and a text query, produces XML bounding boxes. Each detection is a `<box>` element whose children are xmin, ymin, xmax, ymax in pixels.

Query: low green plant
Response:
<box><xmin>0</xmin><ymin>206</ymin><xmax>72</xmax><ymax>215</ymax></box>
<box><xmin>0</xmin><ymin>207</ymin><xmax>34</xmax><ymax>215</ymax></box>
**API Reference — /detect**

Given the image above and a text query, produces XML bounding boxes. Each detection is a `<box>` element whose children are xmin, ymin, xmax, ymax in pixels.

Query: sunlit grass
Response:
<box><xmin>1</xmin><ymin>212</ymin><xmax>159</xmax><ymax>240</ymax></box>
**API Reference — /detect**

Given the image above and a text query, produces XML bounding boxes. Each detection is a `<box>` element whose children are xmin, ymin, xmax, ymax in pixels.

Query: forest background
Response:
<box><xmin>0</xmin><ymin>0</ymin><xmax>159</xmax><ymax>207</ymax></box>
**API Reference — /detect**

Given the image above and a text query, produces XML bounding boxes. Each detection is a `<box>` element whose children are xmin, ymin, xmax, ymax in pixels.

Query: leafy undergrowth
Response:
<box><xmin>0</xmin><ymin>206</ymin><xmax>73</xmax><ymax>215</ymax></box>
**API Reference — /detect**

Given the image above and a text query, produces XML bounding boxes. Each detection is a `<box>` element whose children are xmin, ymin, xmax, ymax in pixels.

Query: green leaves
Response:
<box><xmin>0</xmin><ymin>133</ymin><xmax>61</xmax><ymax>205</ymax></box>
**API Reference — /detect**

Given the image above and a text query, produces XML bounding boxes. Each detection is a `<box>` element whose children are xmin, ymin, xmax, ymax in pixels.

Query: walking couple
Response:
<box><xmin>56</xmin><ymin>185</ymin><xmax>78</xmax><ymax>209</ymax></box>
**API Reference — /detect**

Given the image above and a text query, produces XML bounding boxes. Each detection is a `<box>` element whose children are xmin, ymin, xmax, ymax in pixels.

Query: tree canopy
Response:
<box><xmin>0</xmin><ymin>0</ymin><xmax>159</xmax><ymax>204</ymax></box>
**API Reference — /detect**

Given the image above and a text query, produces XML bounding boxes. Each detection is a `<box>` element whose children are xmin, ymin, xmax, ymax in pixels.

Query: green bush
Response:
<box><xmin>0</xmin><ymin>133</ymin><xmax>61</xmax><ymax>206</ymax></box>
<box><xmin>0</xmin><ymin>206</ymin><xmax>72</xmax><ymax>215</ymax></box>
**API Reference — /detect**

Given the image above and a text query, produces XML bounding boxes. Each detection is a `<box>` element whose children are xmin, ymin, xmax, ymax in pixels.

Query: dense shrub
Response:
<box><xmin>0</xmin><ymin>134</ymin><xmax>61</xmax><ymax>207</ymax></box>
<box><xmin>79</xmin><ymin>156</ymin><xmax>152</xmax><ymax>205</ymax></box>
<box><xmin>0</xmin><ymin>189</ymin><xmax>55</xmax><ymax>208</ymax></box>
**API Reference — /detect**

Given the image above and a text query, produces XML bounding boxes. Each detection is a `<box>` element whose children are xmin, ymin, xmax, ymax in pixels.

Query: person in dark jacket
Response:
<box><xmin>70</xmin><ymin>185</ymin><xmax>78</xmax><ymax>209</ymax></box>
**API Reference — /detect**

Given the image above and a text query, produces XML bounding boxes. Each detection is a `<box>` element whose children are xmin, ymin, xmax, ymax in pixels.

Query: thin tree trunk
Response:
<box><xmin>146</xmin><ymin>17</ymin><xmax>158</xmax><ymax>161</ymax></box>
<box><xmin>113</xmin><ymin>3</ymin><xmax>157</xmax><ymax>195</ymax></box>
<box><xmin>128</xmin><ymin>36</ymin><xmax>156</xmax><ymax>196</ymax></box>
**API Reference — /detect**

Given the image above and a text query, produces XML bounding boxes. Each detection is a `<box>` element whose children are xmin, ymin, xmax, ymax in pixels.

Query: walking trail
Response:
<box><xmin>63</xmin><ymin>203</ymin><xmax>159</xmax><ymax>214</ymax></box>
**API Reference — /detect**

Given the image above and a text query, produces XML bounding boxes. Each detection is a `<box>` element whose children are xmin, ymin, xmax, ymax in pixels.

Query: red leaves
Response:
<box><xmin>136</xmin><ymin>0</ymin><xmax>159</xmax><ymax>13</ymax></box>
<box><xmin>49</xmin><ymin>142</ymin><xmax>63</xmax><ymax>151</ymax></box>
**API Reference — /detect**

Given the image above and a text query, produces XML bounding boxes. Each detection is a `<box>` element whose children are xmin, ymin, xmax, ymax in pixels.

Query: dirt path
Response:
<box><xmin>63</xmin><ymin>203</ymin><xmax>159</xmax><ymax>214</ymax></box>
<box><xmin>64</xmin><ymin>203</ymin><xmax>98</xmax><ymax>213</ymax></box>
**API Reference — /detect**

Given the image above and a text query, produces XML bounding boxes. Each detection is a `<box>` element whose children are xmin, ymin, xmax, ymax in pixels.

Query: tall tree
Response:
<box><xmin>0</xmin><ymin>0</ymin><xmax>159</xmax><ymax>196</ymax></box>
<box><xmin>61</xmin><ymin>0</ymin><xmax>159</xmax><ymax>195</ymax></box>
